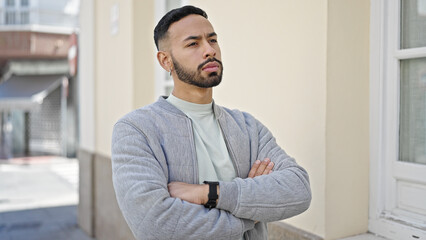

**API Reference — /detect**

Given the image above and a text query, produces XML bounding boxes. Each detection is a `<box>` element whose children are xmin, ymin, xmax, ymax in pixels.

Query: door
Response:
<box><xmin>370</xmin><ymin>0</ymin><xmax>426</xmax><ymax>239</ymax></box>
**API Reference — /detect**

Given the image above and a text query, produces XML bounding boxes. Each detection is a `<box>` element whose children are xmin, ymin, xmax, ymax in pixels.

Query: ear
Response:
<box><xmin>157</xmin><ymin>51</ymin><xmax>172</xmax><ymax>72</ymax></box>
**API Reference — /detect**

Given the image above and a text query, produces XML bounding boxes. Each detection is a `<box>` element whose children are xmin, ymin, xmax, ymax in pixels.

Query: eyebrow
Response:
<box><xmin>183</xmin><ymin>32</ymin><xmax>217</xmax><ymax>42</ymax></box>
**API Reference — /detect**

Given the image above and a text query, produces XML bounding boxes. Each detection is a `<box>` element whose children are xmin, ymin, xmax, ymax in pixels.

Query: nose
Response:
<box><xmin>203</xmin><ymin>41</ymin><xmax>216</xmax><ymax>59</ymax></box>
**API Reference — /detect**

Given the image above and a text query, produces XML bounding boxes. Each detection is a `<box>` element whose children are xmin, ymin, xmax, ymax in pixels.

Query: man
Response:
<box><xmin>112</xmin><ymin>5</ymin><xmax>311</xmax><ymax>240</ymax></box>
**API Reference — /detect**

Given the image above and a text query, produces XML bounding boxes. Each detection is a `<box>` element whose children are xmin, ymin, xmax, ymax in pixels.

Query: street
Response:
<box><xmin>0</xmin><ymin>156</ymin><xmax>93</xmax><ymax>240</ymax></box>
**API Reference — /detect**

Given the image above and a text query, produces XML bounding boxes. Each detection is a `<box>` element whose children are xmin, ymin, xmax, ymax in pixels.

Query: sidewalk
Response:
<box><xmin>0</xmin><ymin>156</ymin><xmax>93</xmax><ymax>240</ymax></box>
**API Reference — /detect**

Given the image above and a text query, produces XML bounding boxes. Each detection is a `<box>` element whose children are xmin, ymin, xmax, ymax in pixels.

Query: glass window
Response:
<box><xmin>20</xmin><ymin>11</ymin><xmax>29</xmax><ymax>24</ymax></box>
<box><xmin>5</xmin><ymin>11</ymin><xmax>16</xmax><ymax>24</ymax></box>
<box><xmin>401</xmin><ymin>0</ymin><xmax>426</xmax><ymax>49</ymax></box>
<box><xmin>399</xmin><ymin>57</ymin><xmax>426</xmax><ymax>165</ymax></box>
<box><xmin>6</xmin><ymin>0</ymin><xmax>15</xmax><ymax>7</ymax></box>
<box><xmin>166</xmin><ymin>0</ymin><xmax>181</xmax><ymax>11</ymax></box>
<box><xmin>21</xmin><ymin>0</ymin><xmax>29</xmax><ymax>7</ymax></box>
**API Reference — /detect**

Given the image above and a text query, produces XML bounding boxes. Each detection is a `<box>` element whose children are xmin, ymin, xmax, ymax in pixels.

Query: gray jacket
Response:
<box><xmin>111</xmin><ymin>97</ymin><xmax>311</xmax><ymax>240</ymax></box>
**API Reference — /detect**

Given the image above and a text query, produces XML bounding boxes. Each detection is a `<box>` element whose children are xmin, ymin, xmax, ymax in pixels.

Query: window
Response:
<box><xmin>6</xmin><ymin>0</ymin><xmax>15</xmax><ymax>7</ymax></box>
<box><xmin>399</xmin><ymin>0</ymin><xmax>426</xmax><ymax>165</ymax></box>
<box><xmin>20</xmin><ymin>11</ymin><xmax>29</xmax><ymax>24</ymax></box>
<box><xmin>21</xmin><ymin>0</ymin><xmax>29</xmax><ymax>7</ymax></box>
<box><xmin>370</xmin><ymin>0</ymin><xmax>426</xmax><ymax>239</ymax></box>
<box><xmin>3</xmin><ymin>0</ymin><xmax>30</xmax><ymax>25</ymax></box>
<box><xmin>5</xmin><ymin>11</ymin><xmax>16</xmax><ymax>24</ymax></box>
<box><xmin>166</xmin><ymin>0</ymin><xmax>181</xmax><ymax>12</ymax></box>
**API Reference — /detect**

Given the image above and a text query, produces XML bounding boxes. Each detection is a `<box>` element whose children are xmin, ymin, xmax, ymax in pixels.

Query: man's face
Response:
<box><xmin>166</xmin><ymin>14</ymin><xmax>223</xmax><ymax>88</ymax></box>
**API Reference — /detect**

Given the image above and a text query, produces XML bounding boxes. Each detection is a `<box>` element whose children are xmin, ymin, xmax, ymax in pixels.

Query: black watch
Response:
<box><xmin>203</xmin><ymin>181</ymin><xmax>219</xmax><ymax>209</ymax></box>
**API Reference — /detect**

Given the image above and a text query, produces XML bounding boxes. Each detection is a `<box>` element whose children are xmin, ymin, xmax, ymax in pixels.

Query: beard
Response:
<box><xmin>171</xmin><ymin>55</ymin><xmax>223</xmax><ymax>88</ymax></box>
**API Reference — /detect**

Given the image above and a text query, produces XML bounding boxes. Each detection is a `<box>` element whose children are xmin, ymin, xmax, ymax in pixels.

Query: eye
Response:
<box><xmin>210</xmin><ymin>39</ymin><xmax>218</xmax><ymax>43</ymax></box>
<box><xmin>187</xmin><ymin>42</ymin><xmax>198</xmax><ymax>47</ymax></box>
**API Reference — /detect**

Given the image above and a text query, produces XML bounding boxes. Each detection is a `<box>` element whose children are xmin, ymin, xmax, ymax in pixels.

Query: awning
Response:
<box><xmin>0</xmin><ymin>74</ymin><xmax>66</xmax><ymax>111</ymax></box>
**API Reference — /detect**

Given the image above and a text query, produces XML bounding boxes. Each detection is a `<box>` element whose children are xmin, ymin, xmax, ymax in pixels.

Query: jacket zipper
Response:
<box><xmin>217</xmin><ymin>118</ymin><xmax>240</xmax><ymax>178</ymax></box>
<box><xmin>186</xmin><ymin>117</ymin><xmax>199</xmax><ymax>184</ymax></box>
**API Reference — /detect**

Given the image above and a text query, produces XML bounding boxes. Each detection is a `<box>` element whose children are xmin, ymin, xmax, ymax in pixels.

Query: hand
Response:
<box><xmin>248</xmin><ymin>158</ymin><xmax>274</xmax><ymax>178</ymax></box>
<box><xmin>168</xmin><ymin>182</ymin><xmax>210</xmax><ymax>205</ymax></box>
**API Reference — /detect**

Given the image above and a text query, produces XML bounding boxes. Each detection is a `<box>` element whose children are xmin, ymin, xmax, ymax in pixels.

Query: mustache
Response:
<box><xmin>197</xmin><ymin>58</ymin><xmax>223</xmax><ymax>71</ymax></box>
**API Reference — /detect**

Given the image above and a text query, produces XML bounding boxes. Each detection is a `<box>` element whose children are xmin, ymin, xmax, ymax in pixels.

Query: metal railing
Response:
<box><xmin>0</xmin><ymin>8</ymin><xmax>78</xmax><ymax>28</ymax></box>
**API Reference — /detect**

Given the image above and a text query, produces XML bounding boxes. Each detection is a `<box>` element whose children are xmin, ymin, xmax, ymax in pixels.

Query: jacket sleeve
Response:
<box><xmin>111</xmin><ymin>121</ymin><xmax>254</xmax><ymax>240</ymax></box>
<box><xmin>216</xmin><ymin>114</ymin><xmax>312</xmax><ymax>222</ymax></box>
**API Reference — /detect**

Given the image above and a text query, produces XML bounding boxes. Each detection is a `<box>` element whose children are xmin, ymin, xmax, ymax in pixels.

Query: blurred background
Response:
<box><xmin>0</xmin><ymin>0</ymin><xmax>79</xmax><ymax>159</ymax></box>
<box><xmin>0</xmin><ymin>1</ymin><xmax>84</xmax><ymax>239</ymax></box>
<box><xmin>1</xmin><ymin>0</ymin><xmax>426</xmax><ymax>240</ymax></box>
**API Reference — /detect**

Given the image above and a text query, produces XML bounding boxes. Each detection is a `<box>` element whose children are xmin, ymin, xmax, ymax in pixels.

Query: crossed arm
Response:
<box><xmin>112</xmin><ymin>118</ymin><xmax>311</xmax><ymax>240</ymax></box>
<box><xmin>168</xmin><ymin>158</ymin><xmax>275</xmax><ymax>205</ymax></box>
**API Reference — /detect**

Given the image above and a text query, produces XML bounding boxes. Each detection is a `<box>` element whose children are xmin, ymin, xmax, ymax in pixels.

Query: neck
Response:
<box><xmin>171</xmin><ymin>79</ymin><xmax>213</xmax><ymax>104</ymax></box>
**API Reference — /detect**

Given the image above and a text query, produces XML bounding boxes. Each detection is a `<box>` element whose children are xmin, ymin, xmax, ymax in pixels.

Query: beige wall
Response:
<box><xmin>132</xmin><ymin>0</ymin><xmax>156</xmax><ymax>109</ymax></box>
<box><xmin>95</xmin><ymin>0</ymin><xmax>133</xmax><ymax>156</ymax></box>
<box><xmin>325</xmin><ymin>0</ymin><xmax>370</xmax><ymax>239</ymax></box>
<box><xmin>95</xmin><ymin>0</ymin><xmax>156</xmax><ymax>157</ymax></box>
<box><xmin>186</xmin><ymin>0</ymin><xmax>370</xmax><ymax>239</ymax></box>
<box><xmin>78</xmin><ymin>0</ymin><xmax>95</xmax><ymax>152</ymax></box>
<box><xmin>82</xmin><ymin>0</ymin><xmax>370</xmax><ymax>239</ymax></box>
<box><xmin>188</xmin><ymin>0</ymin><xmax>328</xmax><ymax>237</ymax></box>
<box><xmin>78</xmin><ymin>0</ymin><xmax>156</xmax><ymax>238</ymax></box>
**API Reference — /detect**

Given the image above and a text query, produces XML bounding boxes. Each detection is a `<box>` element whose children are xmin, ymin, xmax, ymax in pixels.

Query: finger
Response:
<box><xmin>255</xmin><ymin>158</ymin><xmax>270</xmax><ymax>176</ymax></box>
<box><xmin>262</xmin><ymin>161</ymin><xmax>274</xmax><ymax>175</ymax></box>
<box><xmin>248</xmin><ymin>160</ymin><xmax>261</xmax><ymax>178</ymax></box>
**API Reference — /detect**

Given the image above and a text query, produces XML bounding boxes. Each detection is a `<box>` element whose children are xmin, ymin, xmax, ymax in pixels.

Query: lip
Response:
<box><xmin>202</xmin><ymin>62</ymin><xmax>219</xmax><ymax>72</ymax></box>
<box><xmin>202</xmin><ymin>62</ymin><xmax>219</xmax><ymax>70</ymax></box>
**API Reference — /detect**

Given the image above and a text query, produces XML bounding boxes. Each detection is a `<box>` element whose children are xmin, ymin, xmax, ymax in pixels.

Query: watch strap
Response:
<box><xmin>203</xmin><ymin>181</ymin><xmax>219</xmax><ymax>209</ymax></box>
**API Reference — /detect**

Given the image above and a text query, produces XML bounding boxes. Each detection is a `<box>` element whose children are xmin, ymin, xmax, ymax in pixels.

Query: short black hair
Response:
<box><xmin>154</xmin><ymin>5</ymin><xmax>208</xmax><ymax>50</ymax></box>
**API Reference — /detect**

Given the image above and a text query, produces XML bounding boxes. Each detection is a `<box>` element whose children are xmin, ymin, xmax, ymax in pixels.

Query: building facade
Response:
<box><xmin>0</xmin><ymin>0</ymin><xmax>78</xmax><ymax>27</ymax></box>
<box><xmin>0</xmin><ymin>0</ymin><xmax>79</xmax><ymax>158</ymax></box>
<box><xmin>78</xmin><ymin>0</ymin><xmax>426</xmax><ymax>239</ymax></box>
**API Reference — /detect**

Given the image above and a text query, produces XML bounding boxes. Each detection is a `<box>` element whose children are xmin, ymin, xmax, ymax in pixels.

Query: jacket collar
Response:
<box><xmin>157</xmin><ymin>96</ymin><xmax>223</xmax><ymax>119</ymax></box>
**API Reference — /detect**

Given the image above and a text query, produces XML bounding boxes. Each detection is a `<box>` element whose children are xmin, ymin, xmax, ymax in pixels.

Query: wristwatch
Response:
<box><xmin>203</xmin><ymin>181</ymin><xmax>219</xmax><ymax>209</ymax></box>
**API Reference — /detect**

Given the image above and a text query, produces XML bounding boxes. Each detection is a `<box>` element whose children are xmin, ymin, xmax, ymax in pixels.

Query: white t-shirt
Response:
<box><xmin>167</xmin><ymin>94</ymin><xmax>237</xmax><ymax>183</ymax></box>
